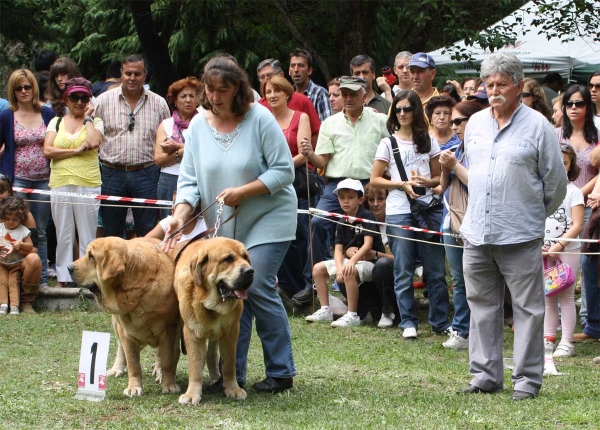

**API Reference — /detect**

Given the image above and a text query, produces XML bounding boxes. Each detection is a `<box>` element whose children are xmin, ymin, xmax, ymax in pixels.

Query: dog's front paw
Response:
<box><xmin>123</xmin><ymin>385</ymin><xmax>143</xmax><ymax>397</ymax></box>
<box><xmin>178</xmin><ymin>391</ymin><xmax>202</xmax><ymax>405</ymax></box>
<box><xmin>162</xmin><ymin>382</ymin><xmax>181</xmax><ymax>394</ymax></box>
<box><xmin>224</xmin><ymin>387</ymin><xmax>247</xmax><ymax>400</ymax></box>
<box><xmin>107</xmin><ymin>367</ymin><xmax>127</xmax><ymax>378</ymax></box>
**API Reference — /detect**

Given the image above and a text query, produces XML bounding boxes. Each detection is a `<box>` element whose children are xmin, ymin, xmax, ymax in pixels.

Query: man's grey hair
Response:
<box><xmin>480</xmin><ymin>53</ymin><xmax>524</xmax><ymax>85</ymax></box>
<box><xmin>257</xmin><ymin>58</ymin><xmax>283</xmax><ymax>75</ymax></box>
<box><xmin>395</xmin><ymin>51</ymin><xmax>413</xmax><ymax>62</ymax></box>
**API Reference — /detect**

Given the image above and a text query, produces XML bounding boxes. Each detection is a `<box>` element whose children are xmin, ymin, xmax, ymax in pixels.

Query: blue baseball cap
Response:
<box><xmin>407</xmin><ymin>52</ymin><xmax>436</xmax><ymax>69</ymax></box>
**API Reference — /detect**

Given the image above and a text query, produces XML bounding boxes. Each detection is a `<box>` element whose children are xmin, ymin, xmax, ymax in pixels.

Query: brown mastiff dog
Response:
<box><xmin>68</xmin><ymin>237</ymin><xmax>181</xmax><ymax>397</ymax></box>
<box><xmin>174</xmin><ymin>237</ymin><xmax>253</xmax><ymax>405</ymax></box>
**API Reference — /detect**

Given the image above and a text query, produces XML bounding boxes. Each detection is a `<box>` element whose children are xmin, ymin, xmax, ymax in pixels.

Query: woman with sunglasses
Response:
<box><xmin>590</xmin><ymin>71</ymin><xmax>600</xmax><ymax>130</ymax></box>
<box><xmin>437</xmin><ymin>101</ymin><xmax>483</xmax><ymax>350</ymax></box>
<box><xmin>522</xmin><ymin>78</ymin><xmax>553</xmax><ymax>123</ymax></box>
<box><xmin>43</xmin><ymin>78</ymin><xmax>103</xmax><ymax>287</ymax></box>
<box><xmin>557</xmin><ymin>84</ymin><xmax>599</xmax><ymax>337</ymax></box>
<box><xmin>370</xmin><ymin>90</ymin><xmax>451</xmax><ymax>340</ymax></box>
<box><xmin>0</xmin><ymin>69</ymin><xmax>55</xmax><ymax>289</ymax></box>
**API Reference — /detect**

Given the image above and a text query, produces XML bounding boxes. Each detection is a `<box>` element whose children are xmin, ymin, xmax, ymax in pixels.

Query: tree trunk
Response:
<box><xmin>339</xmin><ymin>0</ymin><xmax>382</xmax><ymax>73</ymax></box>
<box><xmin>129</xmin><ymin>0</ymin><xmax>178</xmax><ymax>97</ymax></box>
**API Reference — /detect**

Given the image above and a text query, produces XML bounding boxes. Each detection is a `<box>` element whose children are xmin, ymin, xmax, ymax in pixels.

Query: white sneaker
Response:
<box><xmin>553</xmin><ymin>340</ymin><xmax>574</xmax><ymax>358</ymax></box>
<box><xmin>331</xmin><ymin>313</ymin><xmax>360</xmax><ymax>327</ymax></box>
<box><xmin>10</xmin><ymin>306</ymin><xmax>20</xmax><ymax>315</ymax></box>
<box><xmin>0</xmin><ymin>304</ymin><xmax>8</xmax><ymax>315</ymax></box>
<box><xmin>402</xmin><ymin>327</ymin><xmax>417</xmax><ymax>339</ymax></box>
<box><xmin>443</xmin><ymin>331</ymin><xmax>469</xmax><ymax>350</ymax></box>
<box><xmin>377</xmin><ymin>313</ymin><xmax>395</xmax><ymax>328</ymax></box>
<box><xmin>305</xmin><ymin>308</ymin><xmax>333</xmax><ymax>322</ymax></box>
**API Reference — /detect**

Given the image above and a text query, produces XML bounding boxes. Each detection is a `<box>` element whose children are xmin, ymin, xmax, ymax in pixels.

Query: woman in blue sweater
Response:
<box><xmin>164</xmin><ymin>57</ymin><xmax>297</xmax><ymax>394</ymax></box>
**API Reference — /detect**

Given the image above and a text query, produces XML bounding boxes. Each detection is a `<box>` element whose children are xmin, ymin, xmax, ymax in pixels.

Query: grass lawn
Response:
<box><xmin>1</xmin><ymin>304</ymin><xmax>599</xmax><ymax>429</ymax></box>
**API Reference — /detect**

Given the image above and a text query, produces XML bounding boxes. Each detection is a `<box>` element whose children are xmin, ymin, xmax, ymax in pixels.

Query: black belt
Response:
<box><xmin>101</xmin><ymin>161</ymin><xmax>155</xmax><ymax>172</ymax></box>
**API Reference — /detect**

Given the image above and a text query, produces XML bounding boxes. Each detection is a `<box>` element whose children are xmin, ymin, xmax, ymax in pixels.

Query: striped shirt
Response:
<box><xmin>94</xmin><ymin>85</ymin><xmax>170</xmax><ymax>165</ymax></box>
<box><xmin>303</xmin><ymin>80</ymin><xmax>332</xmax><ymax>122</ymax></box>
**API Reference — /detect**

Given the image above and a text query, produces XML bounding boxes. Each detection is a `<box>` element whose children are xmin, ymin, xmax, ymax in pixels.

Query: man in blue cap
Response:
<box><xmin>407</xmin><ymin>52</ymin><xmax>439</xmax><ymax>111</ymax></box>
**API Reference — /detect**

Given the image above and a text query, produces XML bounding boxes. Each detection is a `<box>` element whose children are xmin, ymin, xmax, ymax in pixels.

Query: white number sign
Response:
<box><xmin>75</xmin><ymin>331</ymin><xmax>111</xmax><ymax>401</ymax></box>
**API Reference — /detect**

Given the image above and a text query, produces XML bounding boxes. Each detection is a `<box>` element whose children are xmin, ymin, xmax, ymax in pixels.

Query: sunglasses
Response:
<box><xmin>521</xmin><ymin>92</ymin><xmax>532</xmax><ymax>98</ymax></box>
<box><xmin>560</xmin><ymin>144</ymin><xmax>574</xmax><ymax>153</ymax></box>
<box><xmin>589</xmin><ymin>83</ymin><xmax>600</xmax><ymax>91</ymax></box>
<box><xmin>14</xmin><ymin>85</ymin><xmax>33</xmax><ymax>92</ymax></box>
<box><xmin>565</xmin><ymin>101</ymin><xmax>586</xmax><ymax>108</ymax></box>
<box><xmin>394</xmin><ymin>105</ymin><xmax>414</xmax><ymax>113</ymax></box>
<box><xmin>450</xmin><ymin>117</ymin><xmax>469</xmax><ymax>126</ymax></box>
<box><xmin>128</xmin><ymin>113</ymin><xmax>135</xmax><ymax>132</ymax></box>
<box><xmin>68</xmin><ymin>94</ymin><xmax>91</xmax><ymax>104</ymax></box>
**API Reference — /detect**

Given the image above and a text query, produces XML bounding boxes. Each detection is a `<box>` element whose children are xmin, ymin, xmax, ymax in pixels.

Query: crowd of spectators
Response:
<box><xmin>1</xmin><ymin>46</ymin><xmax>599</xmax><ymax>397</ymax></box>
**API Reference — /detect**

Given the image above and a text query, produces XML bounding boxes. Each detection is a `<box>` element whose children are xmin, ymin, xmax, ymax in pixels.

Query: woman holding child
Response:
<box><xmin>370</xmin><ymin>90</ymin><xmax>451</xmax><ymax>340</ymax></box>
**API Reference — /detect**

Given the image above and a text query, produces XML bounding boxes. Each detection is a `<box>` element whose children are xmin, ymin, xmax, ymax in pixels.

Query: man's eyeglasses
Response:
<box><xmin>68</xmin><ymin>94</ymin><xmax>90</xmax><ymax>104</ymax></box>
<box><xmin>128</xmin><ymin>113</ymin><xmax>135</xmax><ymax>132</ymax></box>
<box><xmin>258</xmin><ymin>72</ymin><xmax>275</xmax><ymax>81</ymax></box>
<box><xmin>565</xmin><ymin>101</ymin><xmax>586</xmax><ymax>109</ymax></box>
<box><xmin>14</xmin><ymin>85</ymin><xmax>33</xmax><ymax>92</ymax></box>
<box><xmin>521</xmin><ymin>92</ymin><xmax>532</xmax><ymax>98</ymax></box>
<box><xmin>589</xmin><ymin>83</ymin><xmax>600</xmax><ymax>91</ymax></box>
<box><xmin>394</xmin><ymin>105</ymin><xmax>414</xmax><ymax>113</ymax></box>
<box><xmin>450</xmin><ymin>117</ymin><xmax>469</xmax><ymax>126</ymax></box>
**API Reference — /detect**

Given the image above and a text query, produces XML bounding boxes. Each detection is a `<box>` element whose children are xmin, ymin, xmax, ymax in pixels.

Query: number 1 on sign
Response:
<box><xmin>90</xmin><ymin>342</ymin><xmax>98</xmax><ymax>384</ymax></box>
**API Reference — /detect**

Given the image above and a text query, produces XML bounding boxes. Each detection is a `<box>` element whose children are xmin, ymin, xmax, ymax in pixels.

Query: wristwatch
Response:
<box><xmin>83</xmin><ymin>117</ymin><xmax>94</xmax><ymax>125</ymax></box>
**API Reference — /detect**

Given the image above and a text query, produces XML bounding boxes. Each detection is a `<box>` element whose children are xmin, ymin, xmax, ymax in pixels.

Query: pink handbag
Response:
<box><xmin>543</xmin><ymin>257</ymin><xmax>575</xmax><ymax>297</ymax></box>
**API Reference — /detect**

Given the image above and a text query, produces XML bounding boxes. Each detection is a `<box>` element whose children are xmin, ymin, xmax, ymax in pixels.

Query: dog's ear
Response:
<box><xmin>190</xmin><ymin>246</ymin><xmax>209</xmax><ymax>288</ymax></box>
<box><xmin>100</xmin><ymin>241</ymin><xmax>126</xmax><ymax>281</ymax></box>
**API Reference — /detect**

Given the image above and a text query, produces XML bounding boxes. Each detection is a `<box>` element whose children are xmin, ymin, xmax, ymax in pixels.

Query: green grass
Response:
<box><xmin>1</xmin><ymin>307</ymin><xmax>599</xmax><ymax>429</ymax></box>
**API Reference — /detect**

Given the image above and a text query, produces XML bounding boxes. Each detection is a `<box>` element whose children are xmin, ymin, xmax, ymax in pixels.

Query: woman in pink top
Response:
<box><xmin>261</xmin><ymin>75</ymin><xmax>312</xmax><ymax>298</ymax></box>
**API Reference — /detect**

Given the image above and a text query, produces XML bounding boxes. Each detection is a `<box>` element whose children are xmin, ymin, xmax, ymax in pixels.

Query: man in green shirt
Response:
<box><xmin>292</xmin><ymin>76</ymin><xmax>389</xmax><ymax>305</ymax></box>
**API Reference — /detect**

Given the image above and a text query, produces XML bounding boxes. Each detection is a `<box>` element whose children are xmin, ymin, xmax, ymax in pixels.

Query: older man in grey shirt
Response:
<box><xmin>458</xmin><ymin>53</ymin><xmax>567</xmax><ymax>401</ymax></box>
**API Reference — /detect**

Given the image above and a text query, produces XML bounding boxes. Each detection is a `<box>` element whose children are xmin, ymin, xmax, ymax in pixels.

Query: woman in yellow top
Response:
<box><xmin>43</xmin><ymin>78</ymin><xmax>103</xmax><ymax>287</ymax></box>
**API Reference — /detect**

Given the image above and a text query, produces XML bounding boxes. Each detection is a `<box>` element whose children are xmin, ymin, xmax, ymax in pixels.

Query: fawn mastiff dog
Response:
<box><xmin>174</xmin><ymin>237</ymin><xmax>253</xmax><ymax>405</ymax></box>
<box><xmin>69</xmin><ymin>237</ymin><xmax>181</xmax><ymax>397</ymax></box>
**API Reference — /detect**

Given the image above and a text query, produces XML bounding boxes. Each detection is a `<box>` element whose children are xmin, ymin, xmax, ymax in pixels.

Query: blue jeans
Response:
<box><xmin>443</xmin><ymin>226</ymin><xmax>469</xmax><ymax>337</ymax></box>
<box><xmin>278</xmin><ymin>196</ymin><xmax>315</xmax><ymax>296</ymax></box>
<box><xmin>156</xmin><ymin>172</ymin><xmax>178</xmax><ymax>219</ymax></box>
<box><xmin>581</xmin><ymin>255</ymin><xmax>600</xmax><ymax>338</ymax></box>
<box><xmin>387</xmin><ymin>213</ymin><xmax>450</xmax><ymax>332</ymax></box>
<box><xmin>100</xmin><ymin>164</ymin><xmax>160</xmax><ymax>238</ymax></box>
<box><xmin>13</xmin><ymin>178</ymin><xmax>50</xmax><ymax>285</ymax></box>
<box><xmin>236</xmin><ymin>241</ymin><xmax>296</xmax><ymax>382</ymax></box>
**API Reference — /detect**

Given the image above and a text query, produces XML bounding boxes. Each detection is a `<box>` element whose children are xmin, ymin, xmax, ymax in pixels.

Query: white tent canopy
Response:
<box><xmin>428</xmin><ymin>1</ymin><xmax>600</xmax><ymax>81</ymax></box>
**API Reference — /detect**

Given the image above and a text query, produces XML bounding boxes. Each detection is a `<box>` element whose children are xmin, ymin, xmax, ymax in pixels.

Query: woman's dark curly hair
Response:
<box><xmin>387</xmin><ymin>90</ymin><xmax>430</xmax><ymax>154</ymax></box>
<box><xmin>46</xmin><ymin>57</ymin><xmax>82</xmax><ymax>117</ymax></box>
<box><xmin>0</xmin><ymin>196</ymin><xmax>29</xmax><ymax>223</ymax></box>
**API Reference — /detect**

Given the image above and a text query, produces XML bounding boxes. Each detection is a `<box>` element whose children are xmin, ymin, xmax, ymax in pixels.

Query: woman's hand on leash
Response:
<box><xmin>161</xmin><ymin>217</ymin><xmax>184</xmax><ymax>251</ymax></box>
<box><xmin>217</xmin><ymin>188</ymin><xmax>244</xmax><ymax>207</ymax></box>
<box><xmin>298</xmin><ymin>137</ymin><xmax>312</xmax><ymax>157</ymax></box>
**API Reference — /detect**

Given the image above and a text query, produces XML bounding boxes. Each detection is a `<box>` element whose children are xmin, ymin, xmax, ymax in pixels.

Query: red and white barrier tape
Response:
<box><xmin>13</xmin><ymin>187</ymin><xmax>173</xmax><ymax>207</ymax></box>
<box><xmin>303</xmin><ymin>208</ymin><xmax>600</xmax><ymax>244</ymax></box>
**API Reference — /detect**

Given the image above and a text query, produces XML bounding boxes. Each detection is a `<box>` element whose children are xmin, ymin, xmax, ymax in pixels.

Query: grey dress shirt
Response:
<box><xmin>460</xmin><ymin>104</ymin><xmax>567</xmax><ymax>246</ymax></box>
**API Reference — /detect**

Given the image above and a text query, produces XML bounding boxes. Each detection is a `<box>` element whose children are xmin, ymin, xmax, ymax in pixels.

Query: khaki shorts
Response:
<box><xmin>322</xmin><ymin>259</ymin><xmax>375</xmax><ymax>285</ymax></box>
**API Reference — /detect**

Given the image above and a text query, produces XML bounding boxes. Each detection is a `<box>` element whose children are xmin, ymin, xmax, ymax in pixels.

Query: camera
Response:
<box><xmin>382</xmin><ymin>67</ymin><xmax>397</xmax><ymax>87</ymax></box>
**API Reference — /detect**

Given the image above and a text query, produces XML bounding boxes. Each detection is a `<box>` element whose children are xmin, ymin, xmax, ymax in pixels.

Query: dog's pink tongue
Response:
<box><xmin>234</xmin><ymin>290</ymin><xmax>248</xmax><ymax>300</ymax></box>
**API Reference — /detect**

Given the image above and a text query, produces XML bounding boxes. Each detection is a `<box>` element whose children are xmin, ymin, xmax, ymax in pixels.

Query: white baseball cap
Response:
<box><xmin>333</xmin><ymin>178</ymin><xmax>364</xmax><ymax>196</ymax></box>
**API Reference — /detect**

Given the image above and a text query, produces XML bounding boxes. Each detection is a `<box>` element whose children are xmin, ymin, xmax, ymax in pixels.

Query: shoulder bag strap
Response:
<box><xmin>389</xmin><ymin>135</ymin><xmax>415</xmax><ymax>204</ymax></box>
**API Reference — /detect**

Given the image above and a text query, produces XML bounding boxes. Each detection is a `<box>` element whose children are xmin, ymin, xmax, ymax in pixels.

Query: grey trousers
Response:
<box><xmin>463</xmin><ymin>239</ymin><xmax>544</xmax><ymax>395</ymax></box>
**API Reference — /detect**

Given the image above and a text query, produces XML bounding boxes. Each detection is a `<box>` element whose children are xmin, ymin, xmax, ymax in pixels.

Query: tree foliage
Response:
<box><xmin>1</xmin><ymin>0</ymin><xmax>597</xmax><ymax>98</ymax></box>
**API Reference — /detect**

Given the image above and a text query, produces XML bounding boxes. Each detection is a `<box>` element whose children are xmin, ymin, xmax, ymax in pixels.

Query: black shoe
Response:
<box><xmin>459</xmin><ymin>384</ymin><xmax>497</xmax><ymax>394</ymax></box>
<box><xmin>203</xmin><ymin>377</ymin><xmax>245</xmax><ymax>394</ymax></box>
<box><xmin>511</xmin><ymin>390</ymin><xmax>534</xmax><ymax>401</ymax></box>
<box><xmin>253</xmin><ymin>377</ymin><xmax>293</xmax><ymax>393</ymax></box>
<box><xmin>291</xmin><ymin>286</ymin><xmax>313</xmax><ymax>305</ymax></box>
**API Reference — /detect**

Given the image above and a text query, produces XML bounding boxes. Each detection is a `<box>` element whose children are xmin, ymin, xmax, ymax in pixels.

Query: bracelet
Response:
<box><xmin>175</xmin><ymin>149</ymin><xmax>181</xmax><ymax>162</ymax></box>
<box><xmin>558</xmin><ymin>243</ymin><xmax>565</xmax><ymax>250</ymax></box>
<box><xmin>83</xmin><ymin>117</ymin><xmax>94</xmax><ymax>125</ymax></box>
